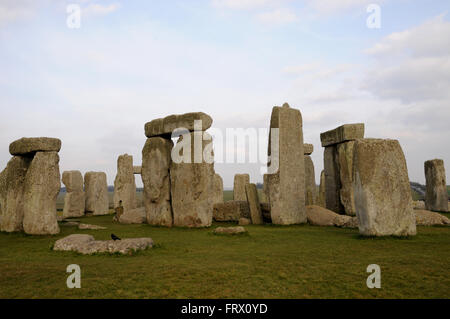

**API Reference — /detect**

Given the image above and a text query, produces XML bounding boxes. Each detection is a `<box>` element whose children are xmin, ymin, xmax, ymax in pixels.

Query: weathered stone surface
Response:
<box><xmin>9</xmin><ymin>137</ymin><xmax>61</xmax><ymax>156</ymax></box>
<box><xmin>415</xmin><ymin>210</ymin><xmax>450</xmax><ymax>226</ymax></box>
<box><xmin>306</xmin><ymin>205</ymin><xmax>357</xmax><ymax>228</ymax></box>
<box><xmin>0</xmin><ymin>156</ymin><xmax>32</xmax><ymax>232</ymax></box>
<box><xmin>213</xmin><ymin>174</ymin><xmax>224</xmax><ymax>205</ymax></box>
<box><xmin>78</xmin><ymin>223</ymin><xmax>107</xmax><ymax>230</ymax></box>
<box><xmin>233</xmin><ymin>174</ymin><xmax>249</xmax><ymax>201</ymax></box>
<box><xmin>304</xmin><ymin>143</ymin><xmax>314</xmax><ymax>155</ymax></box>
<box><xmin>213</xmin><ymin>226</ymin><xmax>246</xmax><ymax>235</ymax></box>
<box><xmin>62</xmin><ymin>171</ymin><xmax>85</xmax><ymax>218</ymax></box>
<box><xmin>171</xmin><ymin>132</ymin><xmax>215</xmax><ymax>227</ymax></box>
<box><xmin>133</xmin><ymin>166</ymin><xmax>142</xmax><ymax>175</ymax></box>
<box><xmin>22</xmin><ymin>152</ymin><xmax>60</xmax><ymax>235</ymax></box>
<box><xmin>317</xmin><ymin>170</ymin><xmax>326</xmax><ymax>207</ymax></box>
<box><xmin>84</xmin><ymin>172</ymin><xmax>109</xmax><ymax>216</ymax></box>
<box><xmin>324</xmin><ymin>146</ymin><xmax>344</xmax><ymax>213</ymax></box>
<box><xmin>239</xmin><ymin>217</ymin><xmax>251</xmax><ymax>226</ymax></box>
<box><xmin>413</xmin><ymin>201</ymin><xmax>426</xmax><ymax>210</ymax></box>
<box><xmin>53</xmin><ymin>234</ymin><xmax>153</xmax><ymax>255</ymax></box>
<box><xmin>145</xmin><ymin>112</ymin><xmax>213</xmax><ymax>138</ymax></box>
<box><xmin>320</xmin><ymin>123</ymin><xmax>364</xmax><ymax>147</ymax></box>
<box><xmin>424</xmin><ymin>159</ymin><xmax>448</xmax><ymax>212</ymax></box>
<box><xmin>266</xmin><ymin>103</ymin><xmax>306</xmax><ymax>225</ymax></box>
<box><xmin>142</xmin><ymin>137</ymin><xmax>174</xmax><ymax>227</ymax></box>
<box><xmin>353</xmin><ymin>139</ymin><xmax>416</xmax><ymax>236</ymax></box>
<box><xmin>213</xmin><ymin>201</ymin><xmax>250</xmax><ymax>222</ymax></box>
<box><xmin>336</xmin><ymin>141</ymin><xmax>356</xmax><ymax>216</ymax></box>
<box><xmin>245</xmin><ymin>183</ymin><xmax>263</xmax><ymax>224</ymax></box>
<box><xmin>113</xmin><ymin>154</ymin><xmax>137</xmax><ymax>214</ymax></box>
<box><xmin>304</xmin><ymin>155</ymin><xmax>317</xmax><ymax>206</ymax></box>
<box><xmin>118</xmin><ymin>207</ymin><xmax>146</xmax><ymax>224</ymax></box>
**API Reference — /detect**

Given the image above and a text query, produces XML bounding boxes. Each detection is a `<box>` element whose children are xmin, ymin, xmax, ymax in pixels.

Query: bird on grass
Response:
<box><xmin>111</xmin><ymin>233</ymin><xmax>121</xmax><ymax>241</ymax></box>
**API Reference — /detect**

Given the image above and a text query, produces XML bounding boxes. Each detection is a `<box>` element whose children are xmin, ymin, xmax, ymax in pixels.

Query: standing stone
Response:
<box><xmin>424</xmin><ymin>159</ymin><xmax>448</xmax><ymax>212</ymax></box>
<box><xmin>266</xmin><ymin>103</ymin><xmax>306</xmax><ymax>225</ymax></box>
<box><xmin>22</xmin><ymin>152</ymin><xmax>61</xmax><ymax>235</ymax></box>
<box><xmin>233</xmin><ymin>174</ymin><xmax>250</xmax><ymax>201</ymax></box>
<box><xmin>213</xmin><ymin>173</ymin><xmax>224</xmax><ymax>205</ymax></box>
<box><xmin>336</xmin><ymin>141</ymin><xmax>356</xmax><ymax>216</ymax></box>
<box><xmin>0</xmin><ymin>156</ymin><xmax>32</xmax><ymax>232</ymax></box>
<box><xmin>113</xmin><ymin>154</ymin><xmax>137</xmax><ymax>214</ymax></box>
<box><xmin>142</xmin><ymin>137</ymin><xmax>174</xmax><ymax>227</ymax></box>
<box><xmin>84</xmin><ymin>172</ymin><xmax>109</xmax><ymax>216</ymax></box>
<box><xmin>171</xmin><ymin>132</ymin><xmax>215</xmax><ymax>227</ymax></box>
<box><xmin>62</xmin><ymin>170</ymin><xmax>85</xmax><ymax>218</ymax></box>
<box><xmin>353</xmin><ymin>139</ymin><xmax>416</xmax><ymax>236</ymax></box>
<box><xmin>245</xmin><ymin>183</ymin><xmax>263</xmax><ymax>224</ymax></box>
<box><xmin>323</xmin><ymin>146</ymin><xmax>344</xmax><ymax>213</ymax></box>
<box><xmin>317</xmin><ymin>170</ymin><xmax>326</xmax><ymax>207</ymax></box>
<box><xmin>304</xmin><ymin>155</ymin><xmax>317</xmax><ymax>206</ymax></box>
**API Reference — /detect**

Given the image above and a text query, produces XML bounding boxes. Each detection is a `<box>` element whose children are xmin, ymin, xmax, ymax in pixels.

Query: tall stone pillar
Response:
<box><xmin>233</xmin><ymin>174</ymin><xmax>250</xmax><ymax>201</ymax></box>
<box><xmin>62</xmin><ymin>170</ymin><xmax>85</xmax><ymax>218</ymax></box>
<box><xmin>84</xmin><ymin>172</ymin><xmax>109</xmax><ymax>216</ymax></box>
<box><xmin>113</xmin><ymin>154</ymin><xmax>137</xmax><ymax>214</ymax></box>
<box><xmin>424</xmin><ymin>159</ymin><xmax>448</xmax><ymax>212</ymax></box>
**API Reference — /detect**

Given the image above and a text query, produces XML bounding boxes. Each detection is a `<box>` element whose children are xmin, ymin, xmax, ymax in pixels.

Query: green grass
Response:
<box><xmin>0</xmin><ymin>213</ymin><xmax>449</xmax><ymax>299</ymax></box>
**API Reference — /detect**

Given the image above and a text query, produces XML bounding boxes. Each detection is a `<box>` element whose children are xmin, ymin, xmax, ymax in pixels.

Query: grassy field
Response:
<box><xmin>0</xmin><ymin>211</ymin><xmax>449</xmax><ymax>299</ymax></box>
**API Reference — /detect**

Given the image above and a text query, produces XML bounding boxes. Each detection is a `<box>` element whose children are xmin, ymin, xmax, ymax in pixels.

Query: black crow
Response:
<box><xmin>111</xmin><ymin>233</ymin><xmax>121</xmax><ymax>241</ymax></box>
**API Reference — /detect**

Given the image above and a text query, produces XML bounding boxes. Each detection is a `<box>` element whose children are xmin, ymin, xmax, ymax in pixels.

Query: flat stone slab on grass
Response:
<box><xmin>306</xmin><ymin>205</ymin><xmax>358</xmax><ymax>228</ymax></box>
<box><xmin>213</xmin><ymin>226</ymin><xmax>247</xmax><ymax>235</ymax></box>
<box><xmin>78</xmin><ymin>223</ymin><xmax>107</xmax><ymax>230</ymax></box>
<box><xmin>415</xmin><ymin>210</ymin><xmax>450</xmax><ymax>226</ymax></box>
<box><xmin>145</xmin><ymin>112</ymin><xmax>213</xmax><ymax>138</ymax></box>
<box><xmin>9</xmin><ymin>137</ymin><xmax>62</xmax><ymax>156</ymax></box>
<box><xmin>320</xmin><ymin>123</ymin><xmax>364</xmax><ymax>147</ymax></box>
<box><xmin>53</xmin><ymin>234</ymin><xmax>153</xmax><ymax>255</ymax></box>
<box><xmin>213</xmin><ymin>200</ymin><xmax>250</xmax><ymax>222</ymax></box>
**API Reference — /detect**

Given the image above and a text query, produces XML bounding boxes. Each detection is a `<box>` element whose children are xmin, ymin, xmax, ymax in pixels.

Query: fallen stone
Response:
<box><xmin>213</xmin><ymin>226</ymin><xmax>247</xmax><ymax>235</ymax></box>
<box><xmin>233</xmin><ymin>174</ymin><xmax>250</xmax><ymax>201</ymax></box>
<box><xmin>113</xmin><ymin>154</ymin><xmax>137</xmax><ymax>214</ymax></box>
<box><xmin>84</xmin><ymin>172</ymin><xmax>109</xmax><ymax>216</ymax></box>
<box><xmin>245</xmin><ymin>183</ymin><xmax>263</xmax><ymax>224</ymax></box>
<box><xmin>238</xmin><ymin>217</ymin><xmax>251</xmax><ymax>226</ymax></box>
<box><xmin>78</xmin><ymin>223</ymin><xmax>107</xmax><ymax>230</ymax></box>
<box><xmin>118</xmin><ymin>207</ymin><xmax>146</xmax><ymax>224</ymax></box>
<box><xmin>424</xmin><ymin>159</ymin><xmax>448</xmax><ymax>212</ymax></box>
<box><xmin>320</xmin><ymin>123</ymin><xmax>365</xmax><ymax>147</ymax></box>
<box><xmin>0</xmin><ymin>156</ymin><xmax>32</xmax><ymax>232</ymax></box>
<box><xmin>304</xmin><ymin>143</ymin><xmax>314</xmax><ymax>155</ymax></box>
<box><xmin>60</xmin><ymin>221</ymin><xmax>80</xmax><ymax>227</ymax></box>
<box><xmin>353</xmin><ymin>139</ymin><xmax>416</xmax><ymax>236</ymax></box>
<box><xmin>413</xmin><ymin>201</ymin><xmax>426</xmax><ymax>210</ymax></box>
<box><xmin>145</xmin><ymin>112</ymin><xmax>213</xmax><ymax>138</ymax></box>
<box><xmin>213</xmin><ymin>174</ymin><xmax>224</xmax><ymax>205</ymax></box>
<box><xmin>53</xmin><ymin>234</ymin><xmax>153</xmax><ymax>255</ymax></box>
<box><xmin>304</xmin><ymin>155</ymin><xmax>317</xmax><ymax>206</ymax></box>
<box><xmin>142</xmin><ymin>137</ymin><xmax>174</xmax><ymax>227</ymax></box>
<box><xmin>266</xmin><ymin>103</ymin><xmax>306</xmax><ymax>225</ymax></box>
<box><xmin>213</xmin><ymin>201</ymin><xmax>250</xmax><ymax>222</ymax></box>
<box><xmin>22</xmin><ymin>152</ymin><xmax>60</xmax><ymax>235</ymax></box>
<box><xmin>9</xmin><ymin>137</ymin><xmax>61</xmax><ymax>156</ymax></box>
<box><xmin>415</xmin><ymin>210</ymin><xmax>450</xmax><ymax>226</ymax></box>
<box><xmin>306</xmin><ymin>205</ymin><xmax>357</xmax><ymax>228</ymax></box>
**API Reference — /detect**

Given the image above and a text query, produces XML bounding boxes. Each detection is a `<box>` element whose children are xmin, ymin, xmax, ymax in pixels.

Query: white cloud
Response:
<box><xmin>306</xmin><ymin>0</ymin><xmax>384</xmax><ymax>15</ymax></box>
<box><xmin>0</xmin><ymin>0</ymin><xmax>35</xmax><ymax>25</ymax></box>
<box><xmin>83</xmin><ymin>3</ymin><xmax>121</xmax><ymax>16</ymax></box>
<box><xmin>211</xmin><ymin>0</ymin><xmax>285</xmax><ymax>10</ymax></box>
<box><xmin>256</xmin><ymin>8</ymin><xmax>297</xmax><ymax>25</ymax></box>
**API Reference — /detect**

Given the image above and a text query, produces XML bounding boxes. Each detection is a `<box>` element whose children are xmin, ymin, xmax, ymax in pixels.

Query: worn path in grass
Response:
<box><xmin>0</xmin><ymin>214</ymin><xmax>449</xmax><ymax>299</ymax></box>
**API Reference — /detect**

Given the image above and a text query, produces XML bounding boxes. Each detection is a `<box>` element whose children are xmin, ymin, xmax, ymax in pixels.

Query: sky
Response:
<box><xmin>0</xmin><ymin>0</ymin><xmax>449</xmax><ymax>188</ymax></box>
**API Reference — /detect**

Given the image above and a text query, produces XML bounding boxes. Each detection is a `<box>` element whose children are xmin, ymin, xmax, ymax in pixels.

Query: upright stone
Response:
<box><xmin>0</xmin><ymin>156</ymin><xmax>32</xmax><ymax>232</ymax></box>
<box><xmin>352</xmin><ymin>139</ymin><xmax>416</xmax><ymax>236</ymax></box>
<box><xmin>113</xmin><ymin>154</ymin><xmax>137</xmax><ymax>214</ymax></box>
<box><xmin>22</xmin><ymin>152</ymin><xmax>60</xmax><ymax>235</ymax></box>
<box><xmin>323</xmin><ymin>146</ymin><xmax>344</xmax><ymax>213</ymax></box>
<box><xmin>233</xmin><ymin>174</ymin><xmax>250</xmax><ymax>201</ymax></box>
<box><xmin>84</xmin><ymin>172</ymin><xmax>109</xmax><ymax>216</ymax></box>
<box><xmin>424</xmin><ymin>159</ymin><xmax>448</xmax><ymax>212</ymax></box>
<box><xmin>336</xmin><ymin>141</ymin><xmax>356</xmax><ymax>216</ymax></box>
<box><xmin>245</xmin><ymin>183</ymin><xmax>263</xmax><ymax>224</ymax></box>
<box><xmin>171</xmin><ymin>132</ymin><xmax>215</xmax><ymax>227</ymax></box>
<box><xmin>317</xmin><ymin>170</ymin><xmax>326</xmax><ymax>207</ymax></box>
<box><xmin>142</xmin><ymin>137</ymin><xmax>173</xmax><ymax>227</ymax></box>
<box><xmin>266</xmin><ymin>103</ymin><xmax>306</xmax><ymax>225</ymax></box>
<box><xmin>62</xmin><ymin>170</ymin><xmax>85</xmax><ymax>218</ymax></box>
<box><xmin>304</xmin><ymin>155</ymin><xmax>317</xmax><ymax>206</ymax></box>
<box><xmin>213</xmin><ymin>173</ymin><xmax>224</xmax><ymax>205</ymax></box>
